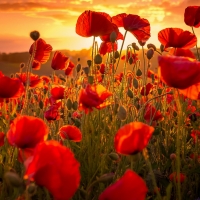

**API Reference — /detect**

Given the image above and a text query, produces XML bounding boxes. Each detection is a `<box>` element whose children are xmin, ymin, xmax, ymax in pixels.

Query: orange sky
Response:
<box><xmin>0</xmin><ymin>0</ymin><xmax>199</xmax><ymax>53</ymax></box>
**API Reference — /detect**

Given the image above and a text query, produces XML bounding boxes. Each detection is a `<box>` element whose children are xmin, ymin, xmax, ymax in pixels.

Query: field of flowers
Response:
<box><xmin>0</xmin><ymin>5</ymin><xmax>200</xmax><ymax>200</ymax></box>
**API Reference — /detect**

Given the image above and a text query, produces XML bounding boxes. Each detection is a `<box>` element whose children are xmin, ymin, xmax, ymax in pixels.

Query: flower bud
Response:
<box><xmin>27</xmin><ymin>183</ymin><xmax>37</xmax><ymax>195</ymax></box>
<box><xmin>83</xmin><ymin>67</ymin><xmax>90</xmax><ymax>75</ymax></box>
<box><xmin>117</xmin><ymin>105</ymin><xmax>127</xmax><ymax>121</ymax></box>
<box><xmin>138</xmin><ymin>40</ymin><xmax>146</xmax><ymax>46</ymax></box>
<box><xmin>66</xmin><ymin>98</ymin><xmax>72</xmax><ymax>110</ymax></box>
<box><xmin>132</xmin><ymin>43</ymin><xmax>139</xmax><ymax>51</ymax></box>
<box><xmin>88</xmin><ymin>75</ymin><xmax>94</xmax><ymax>84</ymax></box>
<box><xmin>94</xmin><ymin>54</ymin><xmax>102</xmax><ymax>64</ymax></box>
<box><xmin>87</xmin><ymin>60</ymin><xmax>92</xmax><ymax>67</ymax></box>
<box><xmin>136</xmin><ymin>68</ymin><xmax>142</xmax><ymax>76</ymax></box>
<box><xmin>98</xmin><ymin>173</ymin><xmax>114</xmax><ymax>183</ymax></box>
<box><xmin>170</xmin><ymin>153</ymin><xmax>176</xmax><ymax>160</ymax></box>
<box><xmin>114</xmin><ymin>51</ymin><xmax>120</xmax><ymax>59</ymax></box>
<box><xmin>110</xmin><ymin>31</ymin><xmax>117</xmax><ymax>43</ymax></box>
<box><xmin>76</xmin><ymin>63</ymin><xmax>81</xmax><ymax>73</ymax></box>
<box><xmin>128</xmin><ymin>57</ymin><xmax>133</xmax><ymax>65</ymax></box>
<box><xmin>108</xmin><ymin>152</ymin><xmax>120</xmax><ymax>161</ymax></box>
<box><xmin>147</xmin><ymin>43</ymin><xmax>156</xmax><ymax>51</ymax></box>
<box><xmin>20</xmin><ymin>63</ymin><xmax>25</xmax><ymax>69</ymax></box>
<box><xmin>146</xmin><ymin>48</ymin><xmax>154</xmax><ymax>60</ymax></box>
<box><xmin>72</xmin><ymin>101</ymin><xmax>78</xmax><ymax>110</ymax></box>
<box><xmin>127</xmin><ymin>88</ymin><xmax>134</xmax><ymax>98</ymax></box>
<box><xmin>30</xmin><ymin>30</ymin><xmax>40</xmax><ymax>41</ymax></box>
<box><xmin>4</xmin><ymin>171</ymin><xmax>23</xmax><ymax>187</ymax></box>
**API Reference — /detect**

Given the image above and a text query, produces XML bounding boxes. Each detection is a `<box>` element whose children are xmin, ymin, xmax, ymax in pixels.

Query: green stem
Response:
<box><xmin>192</xmin><ymin>26</ymin><xmax>200</xmax><ymax>61</ymax></box>
<box><xmin>91</xmin><ymin>36</ymin><xmax>96</xmax><ymax>75</ymax></box>
<box><xmin>115</xmin><ymin>30</ymin><xmax>128</xmax><ymax>73</ymax></box>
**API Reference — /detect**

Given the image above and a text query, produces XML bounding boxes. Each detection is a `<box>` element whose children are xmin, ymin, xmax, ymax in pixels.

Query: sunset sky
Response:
<box><xmin>0</xmin><ymin>0</ymin><xmax>199</xmax><ymax>53</ymax></box>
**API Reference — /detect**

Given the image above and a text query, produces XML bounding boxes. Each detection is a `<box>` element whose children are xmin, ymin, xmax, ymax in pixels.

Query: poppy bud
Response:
<box><xmin>127</xmin><ymin>88</ymin><xmax>134</xmax><ymax>98</ymax></box>
<box><xmin>146</xmin><ymin>48</ymin><xmax>154</xmax><ymax>60</ymax></box>
<box><xmin>87</xmin><ymin>60</ymin><xmax>92</xmax><ymax>67</ymax></box>
<box><xmin>20</xmin><ymin>63</ymin><xmax>25</xmax><ymax>69</ymax></box>
<box><xmin>94</xmin><ymin>54</ymin><xmax>102</xmax><ymax>64</ymax></box>
<box><xmin>110</xmin><ymin>31</ymin><xmax>117</xmax><ymax>43</ymax></box>
<box><xmin>66</xmin><ymin>98</ymin><xmax>73</xmax><ymax>110</ymax></box>
<box><xmin>27</xmin><ymin>183</ymin><xmax>37</xmax><ymax>195</ymax></box>
<box><xmin>4</xmin><ymin>171</ymin><xmax>23</xmax><ymax>187</ymax></box>
<box><xmin>170</xmin><ymin>153</ymin><xmax>176</xmax><ymax>160</ymax></box>
<box><xmin>78</xmin><ymin>58</ymin><xmax>80</xmax><ymax>62</ymax></box>
<box><xmin>72</xmin><ymin>101</ymin><xmax>78</xmax><ymax>110</ymax></box>
<box><xmin>30</xmin><ymin>30</ymin><xmax>40</xmax><ymax>41</ymax></box>
<box><xmin>147</xmin><ymin>43</ymin><xmax>156</xmax><ymax>51</ymax></box>
<box><xmin>132</xmin><ymin>43</ymin><xmax>139</xmax><ymax>51</ymax></box>
<box><xmin>136</xmin><ymin>68</ymin><xmax>142</xmax><ymax>76</ymax></box>
<box><xmin>76</xmin><ymin>63</ymin><xmax>81</xmax><ymax>73</ymax></box>
<box><xmin>114</xmin><ymin>51</ymin><xmax>120</xmax><ymax>59</ymax></box>
<box><xmin>108</xmin><ymin>152</ymin><xmax>120</xmax><ymax>161</ymax></box>
<box><xmin>117</xmin><ymin>105</ymin><xmax>127</xmax><ymax>121</ymax></box>
<box><xmin>39</xmin><ymin>100</ymin><xmax>43</xmax><ymax>109</ymax></box>
<box><xmin>98</xmin><ymin>173</ymin><xmax>114</xmax><ymax>183</ymax></box>
<box><xmin>83</xmin><ymin>67</ymin><xmax>90</xmax><ymax>75</ymax></box>
<box><xmin>128</xmin><ymin>57</ymin><xmax>134</xmax><ymax>65</ymax></box>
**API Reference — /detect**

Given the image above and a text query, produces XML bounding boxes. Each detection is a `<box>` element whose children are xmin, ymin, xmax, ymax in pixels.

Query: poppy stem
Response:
<box><xmin>141</xmin><ymin>46</ymin><xmax>147</xmax><ymax>95</ymax></box>
<box><xmin>191</xmin><ymin>27</ymin><xmax>200</xmax><ymax>61</ymax></box>
<box><xmin>115</xmin><ymin>30</ymin><xmax>128</xmax><ymax>73</ymax></box>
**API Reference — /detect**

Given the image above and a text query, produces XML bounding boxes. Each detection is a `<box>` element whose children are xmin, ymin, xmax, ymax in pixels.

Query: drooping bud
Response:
<box><xmin>146</xmin><ymin>48</ymin><xmax>154</xmax><ymax>60</ymax></box>
<box><xmin>72</xmin><ymin>101</ymin><xmax>78</xmax><ymax>110</ymax></box>
<box><xmin>136</xmin><ymin>68</ymin><xmax>142</xmax><ymax>76</ymax></box>
<box><xmin>66</xmin><ymin>98</ymin><xmax>73</xmax><ymax>110</ymax></box>
<box><xmin>94</xmin><ymin>54</ymin><xmax>102</xmax><ymax>64</ymax></box>
<box><xmin>97</xmin><ymin>173</ymin><xmax>114</xmax><ymax>183</ymax></box>
<box><xmin>170</xmin><ymin>153</ymin><xmax>176</xmax><ymax>160</ymax></box>
<box><xmin>128</xmin><ymin>57</ymin><xmax>134</xmax><ymax>65</ymax></box>
<box><xmin>132</xmin><ymin>43</ymin><xmax>139</xmax><ymax>51</ymax></box>
<box><xmin>108</xmin><ymin>152</ymin><xmax>120</xmax><ymax>161</ymax></box>
<box><xmin>127</xmin><ymin>88</ymin><xmax>134</xmax><ymax>98</ymax></box>
<box><xmin>20</xmin><ymin>63</ymin><xmax>25</xmax><ymax>69</ymax></box>
<box><xmin>30</xmin><ymin>30</ymin><xmax>40</xmax><ymax>41</ymax></box>
<box><xmin>138</xmin><ymin>40</ymin><xmax>146</xmax><ymax>46</ymax></box>
<box><xmin>147</xmin><ymin>43</ymin><xmax>156</xmax><ymax>51</ymax></box>
<box><xmin>87</xmin><ymin>60</ymin><xmax>92</xmax><ymax>67</ymax></box>
<box><xmin>110</xmin><ymin>31</ymin><xmax>117</xmax><ymax>43</ymax></box>
<box><xmin>83</xmin><ymin>67</ymin><xmax>90</xmax><ymax>75</ymax></box>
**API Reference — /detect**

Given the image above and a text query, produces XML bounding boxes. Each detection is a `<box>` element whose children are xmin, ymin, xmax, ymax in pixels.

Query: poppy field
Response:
<box><xmin>1</xmin><ymin>5</ymin><xmax>200</xmax><ymax>200</ymax></box>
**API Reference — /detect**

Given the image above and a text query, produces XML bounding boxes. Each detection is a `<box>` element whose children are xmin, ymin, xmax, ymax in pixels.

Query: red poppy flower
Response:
<box><xmin>44</xmin><ymin>105</ymin><xmax>60</xmax><ymax>121</ymax></box>
<box><xmin>50</xmin><ymin>86</ymin><xmax>70</xmax><ymax>100</ymax></box>
<box><xmin>114</xmin><ymin>122</ymin><xmax>154</xmax><ymax>155</ymax></box>
<box><xmin>0</xmin><ymin>76</ymin><xmax>25</xmax><ymax>99</ymax></box>
<box><xmin>51</xmin><ymin>51</ymin><xmax>69</xmax><ymax>70</ymax></box>
<box><xmin>169</xmin><ymin>48</ymin><xmax>195</xmax><ymax>59</ymax></box>
<box><xmin>0</xmin><ymin>132</ymin><xmax>5</xmax><ymax>147</ymax></box>
<box><xmin>99</xmin><ymin>63</ymin><xmax>106</xmax><ymax>74</ymax></box>
<box><xmin>76</xmin><ymin>10</ymin><xmax>115</xmax><ymax>37</ymax></box>
<box><xmin>24</xmin><ymin>140</ymin><xmax>80</xmax><ymax>200</ymax></box>
<box><xmin>144</xmin><ymin>104</ymin><xmax>163</xmax><ymax>122</ymax></box>
<box><xmin>190</xmin><ymin>129</ymin><xmax>200</xmax><ymax>143</ymax></box>
<box><xmin>169</xmin><ymin>172</ymin><xmax>186</xmax><ymax>183</ymax></box>
<box><xmin>59</xmin><ymin>125</ymin><xmax>82</xmax><ymax>142</ymax></box>
<box><xmin>112</xmin><ymin>13</ymin><xmax>151</xmax><ymax>42</ymax></box>
<box><xmin>158</xmin><ymin>28</ymin><xmax>197</xmax><ymax>49</ymax></box>
<box><xmin>158</xmin><ymin>55</ymin><xmax>200</xmax><ymax>89</ymax></box>
<box><xmin>99</xmin><ymin>42</ymin><xmax>118</xmax><ymax>56</ymax></box>
<box><xmin>16</xmin><ymin>73</ymin><xmax>43</xmax><ymax>88</ymax></box>
<box><xmin>184</xmin><ymin>6</ymin><xmax>200</xmax><ymax>28</ymax></box>
<box><xmin>78</xmin><ymin>84</ymin><xmax>112</xmax><ymax>113</ymax></box>
<box><xmin>65</xmin><ymin>61</ymin><xmax>75</xmax><ymax>76</ymax></box>
<box><xmin>7</xmin><ymin>115</ymin><xmax>48</xmax><ymax>149</ymax></box>
<box><xmin>99</xmin><ymin>169</ymin><xmax>148</xmax><ymax>200</ymax></box>
<box><xmin>29</xmin><ymin>38</ymin><xmax>52</xmax><ymax>64</ymax></box>
<box><xmin>40</xmin><ymin>75</ymin><xmax>51</xmax><ymax>84</ymax></box>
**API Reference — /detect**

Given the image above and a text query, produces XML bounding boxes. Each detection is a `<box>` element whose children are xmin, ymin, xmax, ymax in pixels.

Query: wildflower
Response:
<box><xmin>158</xmin><ymin>28</ymin><xmax>197</xmax><ymax>49</ymax></box>
<box><xmin>44</xmin><ymin>105</ymin><xmax>60</xmax><ymax>121</ymax></box>
<box><xmin>112</xmin><ymin>13</ymin><xmax>150</xmax><ymax>42</ymax></box>
<box><xmin>158</xmin><ymin>55</ymin><xmax>200</xmax><ymax>89</ymax></box>
<box><xmin>24</xmin><ymin>140</ymin><xmax>80</xmax><ymax>200</ymax></box>
<box><xmin>99</xmin><ymin>169</ymin><xmax>148</xmax><ymax>200</ymax></box>
<box><xmin>114</xmin><ymin>122</ymin><xmax>154</xmax><ymax>155</ymax></box>
<box><xmin>140</xmin><ymin>83</ymin><xmax>154</xmax><ymax>96</ymax></box>
<box><xmin>7</xmin><ymin>115</ymin><xmax>48</xmax><ymax>149</ymax></box>
<box><xmin>0</xmin><ymin>76</ymin><xmax>24</xmax><ymax>99</ymax></box>
<box><xmin>184</xmin><ymin>6</ymin><xmax>200</xmax><ymax>28</ymax></box>
<box><xmin>76</xmin><ymin>10</ymin><xmax>115</xmax><ymax>37</ymax></box>
<box><xmin>51</xmin><ymin>51</ymin><xmax>69</xmax><ymax>70</ymax></box>
<box><xmin>59</xmin><ymin>125</ymin><xmax>82</xmax><ymax>142</ymax></box>
<box><xmin>65</xmin><ymin>61</ymin><xmax>75</xmax><ymax>76</ymax></box>
<box><xmin>50</xmin><ymin>86</ymin><xmax>70</xmax><ymax>100</ymax></box>
<box><xmin>169</xmin><ymin>172</ymin><xmax>186</xmax><ymax>183</ymax></box>
<box><xmin>144</xmin><ymin>104</ymin><xmax>163</xmax><ymax>122</ymax></box>
<box><xmin>99</xmin><ymin>42</ymin><xmax>118</xmax><ymax>56</ymax></box>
